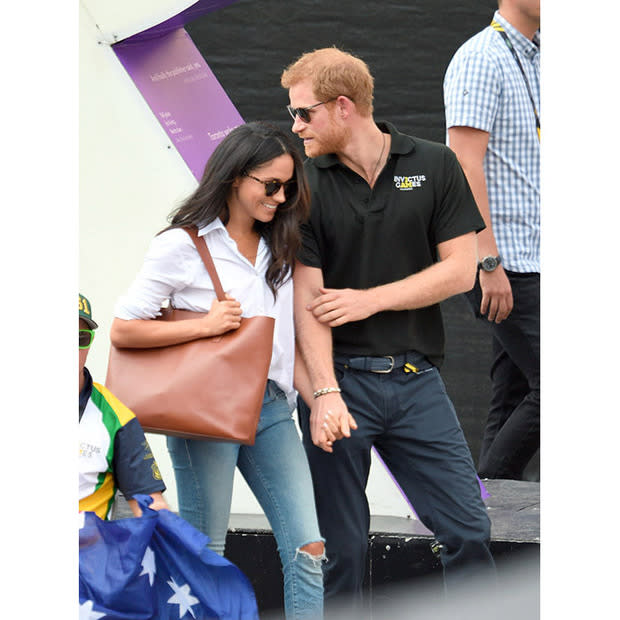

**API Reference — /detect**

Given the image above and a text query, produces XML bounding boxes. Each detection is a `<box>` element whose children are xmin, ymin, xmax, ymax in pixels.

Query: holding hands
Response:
<box><xmin>310</xmin><ymin>391</ymin><xmax>358</xmax><ymax>453</ymax></box>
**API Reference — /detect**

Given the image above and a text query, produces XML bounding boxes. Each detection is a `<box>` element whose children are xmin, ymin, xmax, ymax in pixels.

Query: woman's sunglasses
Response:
<box><xmin>79</xmin><ymin>329</ymin><xmax>95</xmax><ymax>349</ymax></box>
<box><xmin>244</xmin><ymin>174</ymin><xmax>297</xmax><ymax>199</ymax></box>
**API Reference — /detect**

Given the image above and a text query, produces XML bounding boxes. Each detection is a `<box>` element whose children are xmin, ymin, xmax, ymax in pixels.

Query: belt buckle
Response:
<box><xmin>373</xmin><ymin>355</ymin><xmax>395</xmax><ymax>373</ymax></box>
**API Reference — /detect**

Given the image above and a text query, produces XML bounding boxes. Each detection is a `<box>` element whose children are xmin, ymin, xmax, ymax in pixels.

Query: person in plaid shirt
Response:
<box><xmin>444</xmin><ymin>0</ymin><xmax>540</xmax><ymax>480</ymax></box>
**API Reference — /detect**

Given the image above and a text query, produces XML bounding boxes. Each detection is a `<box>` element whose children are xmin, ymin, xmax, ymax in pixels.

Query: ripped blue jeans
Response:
<box><xmin>167</xmin><ymin>380</ymin><xmax>324</xmax><ymax>619</ymax></box>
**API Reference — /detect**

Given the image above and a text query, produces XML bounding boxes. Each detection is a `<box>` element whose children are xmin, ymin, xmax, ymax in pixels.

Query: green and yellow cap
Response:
<box><xmin>79</xmin><ymin>294</ymin><xmax>98</xmax><ymax>330</ymax></box>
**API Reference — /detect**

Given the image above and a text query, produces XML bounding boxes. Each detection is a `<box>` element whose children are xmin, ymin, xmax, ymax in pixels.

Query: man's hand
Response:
<box><xmin>309</xmin><ymin>392</ymin><xmax>358</xmax><ymax>452</ymax></box>
<box><xmin>307</xmin><ymin>287</ymin><xmax>378</xmax><ymax>327</ymax></box>
<box><xmin>479</xmin><ymin>267</ymin><xmax>513</xmax><ymax>323</ymax></box>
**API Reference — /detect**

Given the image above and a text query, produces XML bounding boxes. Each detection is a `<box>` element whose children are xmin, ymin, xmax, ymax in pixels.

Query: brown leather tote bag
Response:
<box><xmin>105</xmin><ymin>228</ymin><xmax>275</xmax><ymax>444</ymax></box>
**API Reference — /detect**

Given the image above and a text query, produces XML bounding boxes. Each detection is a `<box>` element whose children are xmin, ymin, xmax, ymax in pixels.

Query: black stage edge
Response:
<box><xmin>112</xmin><ymin>481</ymin><xmax>539</xmax><ymax>616</ymax></box>
<box><xmin>224</xmin><ymin>479</ymin><xmax>540</xmax><ymax>616</ymax></box>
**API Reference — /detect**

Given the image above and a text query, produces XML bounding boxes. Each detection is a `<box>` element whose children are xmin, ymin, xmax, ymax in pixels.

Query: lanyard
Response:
<box><xmin>491</xmin><ymin>19</ymin><xmax>540</xmax><ymax>140</ymax></box>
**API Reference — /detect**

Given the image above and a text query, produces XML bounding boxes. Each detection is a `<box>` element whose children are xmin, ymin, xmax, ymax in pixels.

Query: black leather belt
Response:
<box><xmin>334</xmin><ymin>352</ymin><xmax>425</xmax><ymax>374</ymax></box>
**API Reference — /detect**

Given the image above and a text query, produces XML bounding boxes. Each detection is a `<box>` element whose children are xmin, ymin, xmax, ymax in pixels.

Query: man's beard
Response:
<box><xmin>305</xmin><ymin>123</ymin><xmax>351</xmax><ymax>158</ymax></box>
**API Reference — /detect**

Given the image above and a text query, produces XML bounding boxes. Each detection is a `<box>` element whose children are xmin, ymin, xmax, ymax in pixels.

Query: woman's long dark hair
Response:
<box><xmin>163</xmin><ymin>122</ymin><xmax>310</xmax><ymax>298</ymax></box>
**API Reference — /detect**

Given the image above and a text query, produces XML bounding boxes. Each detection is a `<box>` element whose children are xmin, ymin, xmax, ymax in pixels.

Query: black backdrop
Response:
<box><xmin>186</xmin><ymin>0</ymin><xmax>539</xmax><ymax>477</ymax></box>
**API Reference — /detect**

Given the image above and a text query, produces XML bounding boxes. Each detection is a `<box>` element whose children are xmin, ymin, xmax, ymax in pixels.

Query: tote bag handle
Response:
<box><xmin>184</xmin><ymin>227</ymin><xmax>227</xmax><ymax>302</ymax></box>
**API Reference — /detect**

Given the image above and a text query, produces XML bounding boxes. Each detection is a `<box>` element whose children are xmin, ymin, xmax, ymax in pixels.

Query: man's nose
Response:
<box><xmin>291</xmin><ymin>114</ymin><xmax>306</xmax><ymax>134</ymax></box>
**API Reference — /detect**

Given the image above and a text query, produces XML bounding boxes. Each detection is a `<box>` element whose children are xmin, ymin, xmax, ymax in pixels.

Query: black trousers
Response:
<box><xmin>298</xmin><ymin>351</ymin><xmax>494</xmax><ymax>611</ymax></box>
<box><xmin>466</xmin><ymin>271</ymin><xmax>540</xmax><ymax>480</ymax></box>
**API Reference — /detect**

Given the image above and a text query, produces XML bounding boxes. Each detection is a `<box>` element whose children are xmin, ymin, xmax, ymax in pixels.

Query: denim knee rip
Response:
<box><xmin>294</xmin><ymin>543</ymin><xmax>327</xmax><ymax>567</ymax></box>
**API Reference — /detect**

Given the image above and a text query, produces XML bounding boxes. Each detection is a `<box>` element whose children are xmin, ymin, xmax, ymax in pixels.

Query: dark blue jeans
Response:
<box><xmin>466</xmin><ymin>271</ymin><xmax>540</xmax><ymax>480</ymax></box>
<box><xmin>298</xmin><ymin>352</ymin><xmax>494</xmax><ymax>608</ymax></box>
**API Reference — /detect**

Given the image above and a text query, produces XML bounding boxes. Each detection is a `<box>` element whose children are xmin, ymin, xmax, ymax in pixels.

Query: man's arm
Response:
<box><xmin>307</xmin><ymin>231</ymin><xmax>478</xmax><ymax>327</ymax></box>
<box><xmin>448</xmin><ymin>125</ymin><xmax>513</xmax><ymax>323</ymax></box>
<box><xmin>294</xmin><ymin>261</ymin><xmax>357</xmax><ymax>451</ymax></box>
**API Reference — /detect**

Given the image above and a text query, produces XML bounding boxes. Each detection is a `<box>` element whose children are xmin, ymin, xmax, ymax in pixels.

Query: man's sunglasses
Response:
<box><xmin>244</xmin><ymin>174</ymin><xmax>297</xmax><ymax>198</ymax></box>
<box><xmin>79</xmin><ymin>329</ymin><xmax>95</xmax><ymax>349</ymax></box>
<box><xmin>286</xmin><ymin>98</ymin><xmax>337</xmax><ymax>123</ymax></box>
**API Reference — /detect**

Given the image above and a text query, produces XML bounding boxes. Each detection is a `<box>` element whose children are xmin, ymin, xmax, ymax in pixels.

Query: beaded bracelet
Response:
<box><xmin>313</xmin><ymin>387</ymin><xmax>342</xmax><ymax>399</ymax></box>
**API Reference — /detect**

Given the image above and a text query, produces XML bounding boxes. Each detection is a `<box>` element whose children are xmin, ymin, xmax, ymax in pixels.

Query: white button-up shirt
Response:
<box><xmin>114</xmin><ymin>219</ymin><xmax>296</xmax><ymax>408</ymax></box>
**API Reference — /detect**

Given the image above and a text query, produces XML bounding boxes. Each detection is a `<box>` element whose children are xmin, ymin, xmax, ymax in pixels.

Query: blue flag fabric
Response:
<box><xmin>79</xmin><ymin>495</ymin><xmax>259</xmax><ymax>620</ymax></box>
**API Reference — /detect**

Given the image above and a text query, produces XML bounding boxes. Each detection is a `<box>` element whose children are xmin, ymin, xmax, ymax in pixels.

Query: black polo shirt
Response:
<box><xmin>298</xmin><ymin>121</ymin><xmax>484</xmax><ymax>367</ymax></box>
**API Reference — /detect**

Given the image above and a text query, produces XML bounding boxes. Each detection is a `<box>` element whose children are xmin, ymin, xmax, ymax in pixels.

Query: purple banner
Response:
<box><xmin>114</xmin><ymin>27</ymin><xmax>243</xmax><ymax>180</ymax></box>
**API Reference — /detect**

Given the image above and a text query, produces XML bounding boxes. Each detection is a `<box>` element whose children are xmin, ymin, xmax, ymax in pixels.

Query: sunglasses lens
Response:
<box><xmin>284</xmin><ymin>180</ymin><xmax>297</xmax><ymax>199</ymax></box>
<box><xmin>264</xmin><ymin>181</ymin><xmax>281</xmax><ymax>197</ymax></box>
<box><xmin>287</xmin><ymin>106</ymin><xmax>311</xmax><ymax>123</ymax></box>
<box><xmin>79</xmin><ymin>330</ymin><xmax>93</xmax><ymax>348</ymax></box>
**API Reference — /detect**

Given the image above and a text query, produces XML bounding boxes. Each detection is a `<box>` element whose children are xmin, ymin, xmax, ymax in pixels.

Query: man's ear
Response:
<box><xmin>335</xmin><ymin>95</ymin><xmax>354</xmax><ymax>119</ymax></box>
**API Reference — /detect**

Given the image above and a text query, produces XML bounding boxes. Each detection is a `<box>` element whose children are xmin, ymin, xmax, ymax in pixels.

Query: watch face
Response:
<box><xmin>481</xmin><ymin>256</ymin><xmax>498</xmax><ymax>271</ymax></box>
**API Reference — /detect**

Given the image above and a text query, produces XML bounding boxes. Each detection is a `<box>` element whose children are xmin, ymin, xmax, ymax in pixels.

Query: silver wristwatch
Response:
<box><xmin>478</xmin><ymin>255</ymin><xmax>502</xmax><ymax>272</ymax></box>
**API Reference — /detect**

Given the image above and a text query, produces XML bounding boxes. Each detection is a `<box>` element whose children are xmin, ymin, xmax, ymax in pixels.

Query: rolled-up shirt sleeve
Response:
<box><xmin>114</xmin><ymin>229</ymin><xmax>195</xmax><ymax>320</ymax></box>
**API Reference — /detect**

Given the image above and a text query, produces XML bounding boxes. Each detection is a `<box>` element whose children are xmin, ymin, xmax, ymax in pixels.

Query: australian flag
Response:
<box><xmin>79</xmin><ymin>495</ymin><xmax>259</xmax><ymax>619</ymax></box>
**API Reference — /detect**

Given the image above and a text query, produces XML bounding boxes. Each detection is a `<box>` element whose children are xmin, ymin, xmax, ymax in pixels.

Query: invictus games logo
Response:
<box><xmin>394</xmin><ymin>174</ymin><xmax>427</xmax><ymax>190</ymax></box>
<box><xmin>79</xmin><ymin>442</ymin><xmax>101</xmax><ymax>459</ymax></box>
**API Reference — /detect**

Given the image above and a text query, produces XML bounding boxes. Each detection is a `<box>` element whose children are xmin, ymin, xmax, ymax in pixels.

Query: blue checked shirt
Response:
<box><xmin>444</xmin><ymin>10</ymin><xmax>540</xmax><ymax>273</ymax></box>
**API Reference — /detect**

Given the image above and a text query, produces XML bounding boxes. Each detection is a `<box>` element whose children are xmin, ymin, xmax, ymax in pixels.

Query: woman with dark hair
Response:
<box><xmin>111</xmin><ymin>122</ymin><xmax>324</xmax><ymax>619</ymax></box>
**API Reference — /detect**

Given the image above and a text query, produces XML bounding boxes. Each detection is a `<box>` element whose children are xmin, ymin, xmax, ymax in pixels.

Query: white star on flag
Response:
<box><xmin>140</xmin><ymin>546</ymin><xmax>157</xmax><ymax>586</ymax></box>
<box><xmin>167</xmin><ymin>577</ymin><xmax>200</xmax><ymax>618</ymax></box>
<box><xmin>79</xmin><ymin>600</ymin><xmax>106</xmax><ymax>620</ymax></box>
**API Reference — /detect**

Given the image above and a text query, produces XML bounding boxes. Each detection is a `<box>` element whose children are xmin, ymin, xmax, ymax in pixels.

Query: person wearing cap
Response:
<box><xmin>79</xmin><ymin>293</ymin><xmax>168</xmax><ymax>519</ymax></box>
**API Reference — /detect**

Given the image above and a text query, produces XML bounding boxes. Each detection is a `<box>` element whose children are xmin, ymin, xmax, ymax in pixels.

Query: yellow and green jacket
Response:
<box><xmin>79</xmin><ymin>368</ymin><xmax>165</xmax><ymax>519</ymax></box>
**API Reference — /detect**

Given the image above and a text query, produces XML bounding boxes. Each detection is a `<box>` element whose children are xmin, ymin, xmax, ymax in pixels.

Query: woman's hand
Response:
<box><xmin>201</xmin><ymin>294</ymin><xmax>242</xmax><ymax>336</ymax></box>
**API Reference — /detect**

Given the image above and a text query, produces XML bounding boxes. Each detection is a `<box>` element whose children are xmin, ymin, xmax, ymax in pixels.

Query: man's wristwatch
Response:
<box><xmin>478</xmin><ymin>255</ymin><xmax>502</xmax><ymax>272</ymax></box>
